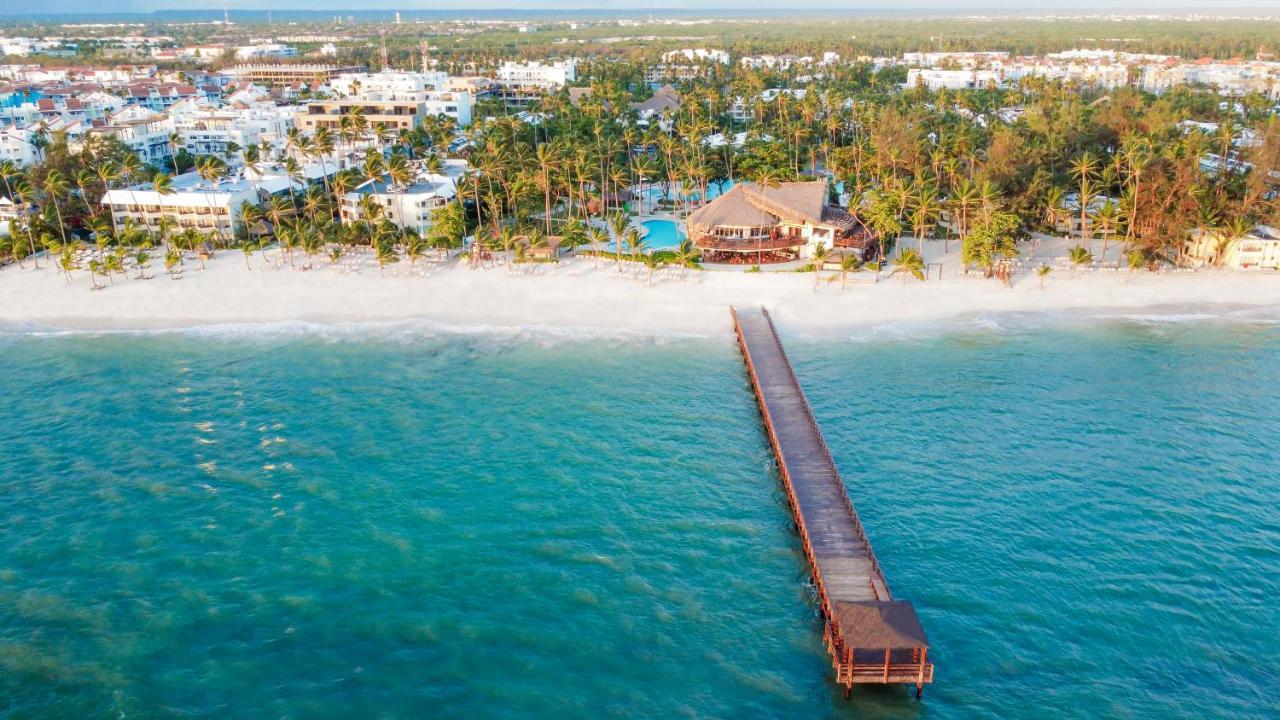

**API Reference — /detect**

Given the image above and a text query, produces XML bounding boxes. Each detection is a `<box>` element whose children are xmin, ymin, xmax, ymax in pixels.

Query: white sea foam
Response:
<box><xmin>0</xmin><ymin>316</ymin><xmax>714</xmax><ymax>346</ymax></box>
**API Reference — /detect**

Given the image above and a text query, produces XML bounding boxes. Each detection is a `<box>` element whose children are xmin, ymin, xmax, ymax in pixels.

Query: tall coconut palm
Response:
<box><xmin>535</xmin><ymin>142</ymin><xmax>561</xmax><ymax>235</ymax></box>
<box><xmin>1070</xmin><ymin>151</ymin><xmax>1099</xmax><ymax>252</ymax></box>
<box><xmin>608</xmin><ymin>211</ymin><xmax>629</xmax><ymax>273</ymax></box>
<box><xmin>0</xmin><ymin>160</ymin><xmax>19</xmax><ymax>206</ymax></box>
<box><xmin>194</xmin><ymin>155</ymin><xmax>228</xmax><ymax>248</ymax></box>
<box><xmin>167</xmin><ymin>132</ymin><xmax>183</xmax><ymax>174</ymax></box>
<box><xmin>1092</xmin><ymin>199</ymin><xmax>1121</xmax><ymax>262</ymax></box>
<box><xmin>948</xmin><ymin>178</ymin><xmax>979</xmax><ymax>251</ymax></box>
<box><xmin>93</xmin><ymin>160</ymin><xmax>121</xmax><ymax>210</ymax></box>
<box><xmin>312</xmin><ymin>127</ymin><xmax>335</xmax><ymax>195</ymax></box>
<box><xmin>42</xmin><ymin>169</ymin><xmax>70</xmax><ymax>246</ymax></box>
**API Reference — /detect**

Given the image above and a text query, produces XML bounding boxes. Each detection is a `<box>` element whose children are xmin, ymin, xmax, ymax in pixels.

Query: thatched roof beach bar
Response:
<box><xmin>687</xmin><ymin>181</ymin><xmax>873</xmax><ymax>265</ymax></box>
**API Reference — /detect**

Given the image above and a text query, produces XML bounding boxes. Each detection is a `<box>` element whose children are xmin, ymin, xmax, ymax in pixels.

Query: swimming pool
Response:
<box><xmin>641</xmin><ymin>180</ymin><xmax>736</xmax><ymax>203</ymax></box>
<box><xmin>640</xmin><ymin>220</ymin><xmax>685</xmax><ymax>250</ymax></box>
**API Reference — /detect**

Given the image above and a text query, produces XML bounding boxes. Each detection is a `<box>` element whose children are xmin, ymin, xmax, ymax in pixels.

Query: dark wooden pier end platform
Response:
<box><xmin>731</xmin><ymin>306</ymin><xmax>933</xmax><ymax>698</ymax></box>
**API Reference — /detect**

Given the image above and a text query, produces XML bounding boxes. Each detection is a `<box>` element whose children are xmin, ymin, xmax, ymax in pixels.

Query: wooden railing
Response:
<box><xmin>759</xmin><ymin>307</ymin><xmax>891</xmax><ymax>600</ymax></box>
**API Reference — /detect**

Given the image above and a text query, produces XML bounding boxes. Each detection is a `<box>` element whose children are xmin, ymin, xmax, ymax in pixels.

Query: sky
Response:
<box><xmin>5</xmin><ymin>0</ymin><xmax>1280</xmax><ymax>16</ymax></box>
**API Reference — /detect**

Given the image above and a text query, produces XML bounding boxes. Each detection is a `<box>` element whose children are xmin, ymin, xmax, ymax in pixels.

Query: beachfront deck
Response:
<box><xmin>731</xmin><ymin>306</ymin><xmax>933</xmax><ymax>697</ymax></box>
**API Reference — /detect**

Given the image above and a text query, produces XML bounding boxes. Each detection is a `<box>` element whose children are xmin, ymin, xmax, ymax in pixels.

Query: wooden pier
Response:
<box><xmin>731</xmin><ymin>306</ymin><xmax>933</xmax><ymax>697</ymax></box>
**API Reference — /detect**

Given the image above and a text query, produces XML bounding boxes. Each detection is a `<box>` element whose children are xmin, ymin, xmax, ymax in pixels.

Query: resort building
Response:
<box><xmin>295</xmin><ymin>94</ymin><xmax>423</xmax><ymax>133</ymax></box>
<box><xmin>495</xmin><ymin>59</ymin><xmax>576</xmax><ymax>90</ymax></box>
<box><xmin>0</xmin><ymin>125</ymin><xmax>38</xmax><ymax>165</ymax></box>
<box><xmin>338</xmin><ymin>159</ymin><xmax>467</xmax><ymax>235</ymax></box>
<box><xmin>1184</xmin><ymin>224</ymin><xmax>1280</xmax><ymax>270</ymax></box>
<box><xmin>233</xmin><ymin>44</ymin><xmax>298</xmax><ymax>62</ymax></box>
<box><xmin>295</xmin><ymin>90</ymin><xmax>473</xmax><ymax>132</ymax></box>
<box><xmin>645</xmin><ymin>49</ymin><xmax>730</xmax><ymax>85</ymax></box>
<box><xmin>494</xmin><ymin>60</ymin><xmax>576</xmax><ymax>105</ymax></box>
<box><xmin>150</xmin><ymin>45</ymin><xmax>225</xmax><ymax>63</ymax></box>
<box><xmin>686</xmin><ymin>181</ymin><xmax>871</xmax><ymax>264</ymax></box>
<box><xmin>101</xmin><ymin>167</ymin><xmax>300</xmax><ymax>239</ymax></box>
<box><xmin>123</xmin><ymin>82</ymin><xmax>207</xmax><ymax>112</ymax></box>
<box><xmin>632</xmin><ymin>85</ymin><xmax>680</xmax><ymax>128</ymax></box>
<box><xmin>223</xmin><ymin>63</ymin><xmax>365</xmax><ymax>87</ymax></box>
<box><xmin>83</xmin><ymin>106</ymin><xmax>174</xmax><ymax>166</ymax></box>
<box><xmin>328</xmin><ymin>69</ymin><xmax>450</xmax><ymax>97</ymax></box>
<box><xmin>169</xmin><ymin>89</ymin><xmax>296</xmax><ymax>158</ymax></box>
<box><xmin>907</xmin><ymin>68</ymin><xmax>1003</xmax><ymax>91</ymax></box>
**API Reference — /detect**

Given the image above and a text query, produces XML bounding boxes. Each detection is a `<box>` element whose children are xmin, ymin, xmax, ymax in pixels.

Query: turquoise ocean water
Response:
<box><xmin>2</xmin><ymin>317</ymin><xmax>1279</xmax><ymax>718</ymax></box>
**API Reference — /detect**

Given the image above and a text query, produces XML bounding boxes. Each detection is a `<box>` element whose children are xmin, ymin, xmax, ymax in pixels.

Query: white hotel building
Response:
<box><xmin>339</xmin><ymin>159</ymin><xmax>467</xmax><ymax>236</ymax></box>
<box><xmin>169</xmin><ymin>86</ymin><xmax>296</xmax><ymax>158</ymax></box>
<box><xmin>102</xmin><ymin>168</ymin><xmax>302</xmax><ymax>238</ymax></box>
<box><xmin>495</xmin><ymin>59</ymin><xmax>576</xmax><ymax>104</ymax></box>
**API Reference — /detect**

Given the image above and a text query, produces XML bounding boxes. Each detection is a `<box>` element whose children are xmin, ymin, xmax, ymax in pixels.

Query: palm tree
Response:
<box><xmin>535</xmin><ymin>142</ymin><xmax>560</xmax><ymax>234</ymax></box>
<box><xmin>1093</xmin><ymin>199</ymin><xmax>1121</xmax><ymax>262</ymax></box>
<box><xmin>1037</xmin><ymin>264</ymin><xmax>1052</xmax><ymax>290</ymax></box>
<box><xmin>608</xmin><ymin>211</ymin><xmax>629</xmax><ymax>273</ymax></box>
<box><xmin>948</xmin><ymin>178</ymin><xmax>979</xmax><ymax>251</ymax></box>
<box><xmin>374</xmin><ymin>234</ymin><xmax>399</xmax><ymax>276</ymax></box>
<box><xmin>404</xmin><ymin>234</ymin><xmax>427</xmax><ymax>265</ymax></box>
<box><xmin>74</xmin><ymin>169</ymin><xmax>98</xmax><ymax>218</ymax></box>
<box><xmin>910</xmin><ymin>185</ymin><xmax>941</xmax><ymax>255</ymax></box>
<box><xmin>194</xmin><ymin>155</ymin><xmax>228</xmax><ymax>247</ymax></box>
<box><xmin>588</xmin><ymin>226</ymin><xmax>609</xmax><ymax>269</ymax></box>
<box><xmin>1068</xmin><ymin>245</ymin><xmax>1093</xmax><ymax>273</ymax></box>
<box><xmin>42</xmin><ymin>169</ymin><xmax>71</xmax><ymax>246</ymax></box>
<box><xmin>56</xmin><ymin>246</ymin><xmax>79</xmax><ymax>283</ymax></box>
<box><xmin>624</xmin><ymin>228</ymin><xmax>644</xmax><ymax>267</ymax></box>
<box><xmin>105</xmin><ymin>247</ymin><xmax>125</xmax><ymax>281</ymax></box>
<box><xmin>675</xmin><ymin>237</ymin><xmax>706</xmax><ymax>279</ymax></box>
<box><xmin>87</xmin><ymin>258</ymin><xmax>105</xmax><ymax>289</ymax></box>
<box><xmin>890</xmin><ymin>248</ymin><xmax>925</xmax><ymax>283</ymax></box>
<box><xmin>840</xmin><ymin>253</ymin><xmax>861</xmax><ymax>289</ymax></box>
<box><xmin>1070</xmin><ymin>151</ymin><xmax>1098</xmax><ymax>251</ymax></box>
<box><xmin>640</xmin><ymin>250</ymin><xmax>661</xmax><ymax>287</ymax></box>
<box><xmin>240</xmin><ymin>237</ymin><xmax>258</xmax><ymax>270</ymax></box>
<box><xmin>167</xmin><ymin>132</ymin><xmax>183</xmax><ymax>174</ymax></box>
<box><xmin>134</xmin><ymin>249</ymin><xmax>152</xmax><ymax>279</ymax></box>
<box><xmin>0</xmin><ymin>160</ymin><xmax>19</xmax><ymax>205</ymax></box>
<box><xmin>165</xmin><ymin>248</ymin><xmax>182</xmax><ymax>278</ymax></box>
<box><xmin>312</xmin><ymin>127</ymin><xmax>335</xmax><ymax>195</ymax></box>
<box><xmin>1216</xmin><ymin>216</ymin><xmax>1254</xmax><ymax>268</ymax></box>
<box><xmin>810</xmin><ymin>242</ymin><xmax>829</xmax><ymax>290</ymax></box>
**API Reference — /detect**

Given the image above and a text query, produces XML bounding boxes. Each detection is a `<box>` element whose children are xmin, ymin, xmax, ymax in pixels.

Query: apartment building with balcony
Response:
<box><xmin>295</xmin><ymin>93</ymin><xmax>427</xmax><ymax>133</ymax></box>
<box><xmin>1184</xmin><ymin>224</ymin><xmax>1280</xmax><ymax>270</ymax></box>
<box><xmin>101</xmin><ymin>169</ymin><xmax>300</xmax><ymax>239</ymax></box>
<box><xmin>339</xmin><ymin>159</ymin><xmax>467</xmax><ymax>236</ymax></box>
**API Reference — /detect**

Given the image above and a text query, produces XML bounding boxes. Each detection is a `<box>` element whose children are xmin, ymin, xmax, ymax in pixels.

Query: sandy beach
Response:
<box><xmin>3</xmin><ymin>239</ymin><xmax>1280</xmax><ymax>337</ymax></box>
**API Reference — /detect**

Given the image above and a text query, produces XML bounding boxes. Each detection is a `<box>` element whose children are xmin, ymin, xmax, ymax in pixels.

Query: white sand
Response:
<box><xmin>3</xmin><ymin>240</ymin><xmax>1280</xmax><ymax>338</ymax></box>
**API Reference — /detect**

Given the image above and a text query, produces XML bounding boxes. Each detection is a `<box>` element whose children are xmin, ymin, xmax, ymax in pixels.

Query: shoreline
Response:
<box><xmin>3</xmin><ymin>248</ymin><xmax>1280</xmax><ymax>338</ymax></box>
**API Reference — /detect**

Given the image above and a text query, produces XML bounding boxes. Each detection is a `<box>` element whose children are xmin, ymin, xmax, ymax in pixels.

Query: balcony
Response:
<box><xmin>694</xmin><ymin>227</ymin><xmax>805</xmax><ymax>253</ymax></box>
